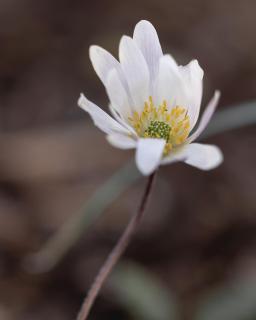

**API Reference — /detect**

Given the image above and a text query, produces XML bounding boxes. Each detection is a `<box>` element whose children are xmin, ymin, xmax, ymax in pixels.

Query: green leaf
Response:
<box><xmin>202</xmin><ymin>101</ymin><xmax>256</xmax><ymax>139</ymax></box>
<box><xmin>23</xmin><ymin>161</ymin><xmax>141</xmax><ymax>273</ymax></box>
<box><xmin>195</xmin><ymin>276</ymin><xmax>256</xmax><ymax>320</ymax></box>
<box><xmin>110</xmin><ymin>261</ymin><xmax>178</xmax><ymax>320</ymax></box>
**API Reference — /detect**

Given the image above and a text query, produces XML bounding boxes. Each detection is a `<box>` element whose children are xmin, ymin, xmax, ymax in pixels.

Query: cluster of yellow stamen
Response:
<box><xmin>129</xmin><ymin>96</ymin><xmax>190</xmax><ymax>155</ymax></box>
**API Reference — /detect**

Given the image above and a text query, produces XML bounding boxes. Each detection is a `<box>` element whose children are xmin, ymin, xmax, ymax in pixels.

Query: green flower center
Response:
<box><xmin>144</xmin><ymin>120</ymin><xmax>171</xmax><ymax>141</ymax></box>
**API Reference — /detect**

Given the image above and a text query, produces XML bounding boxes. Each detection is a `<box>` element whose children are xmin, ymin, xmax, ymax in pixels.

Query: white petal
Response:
<box><xmin>105</xmin><ymin>69</ymin><xmax>132</xmax><ymax>120</ymax></box>
<box><xmin>119</xmin><ymin>36</ymin><xmax>150</xmax><ymax>111</ymax></box>
<box><xmin>107</xmin><ymin>133</ymin><xmax>137</xmax><ymax>149</ymax></box>
<box><xmin>157</xmin><ymin>55</ymin><xmax>188</xmax><ymax>107</ymax></box>
<box><xmin>179</xmin><ymin>60</ymin><xmax>204</xmax><ymax>129</ymax></box>
<box><xmin>188</xmin><ymin>91</ymin><xmax>220</xmax><ymax>143</ymax></box>
<box><xmin>133</xmin><ymin>20</ymin><xmax>163</xmax><ymax>81</ymax></box>
<box><xmin>180</xmin><ymin>59</ymin><xmax>204</xmax><ymax>83</ymax></box>
<box><xmin>184</xmin><ymin>143</ymin><xmax>223</xmax><ymax>170</ymax></box>
<box><xmin>89</xmin><ymin>45</ymin><xmax>121</xmax><ymax>85</ymax></box>
<box><xmin>78</xmin><ymin>94</ymin><xmax>130</xmax><ymax>135</ymax></box>
<box><xmin>109</xmin><ymin>103</ymin><xmax>138</xmax><ymax>136</ymax></box>
<box><xmin>135</xmin><ymin>138</ymin><xmax>165</xmax><ymax>175</ymax></box>
<box><xmin>162</xmin><ymin>143</ymin><xmax>223</xmax><ymax>170</ymax></box>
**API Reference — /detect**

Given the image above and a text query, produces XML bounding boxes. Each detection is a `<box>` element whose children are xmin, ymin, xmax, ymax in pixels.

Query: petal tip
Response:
<box><xmin>119</xmin><ymin>35</ymin><xmax>131</xmax><ymax>45</ymax></box>
<box><xmin>135</xmin><ymin>19</ymin><xmax>154</xmax><ymax>29</ymax></box>
<box><xmin>210</xmin><ymin>146</ymin><xmax>224</xmax><ymax>169</ymax></box>
<box><xmin>135</xmin><ymin>138</ymin><xmax>165</xmax><ymax>176</ymax></box>
<box><xmin>203</xmin><ymin>148</ymin><xmax>223</xmax><ymax>171</ymax></box>
<box><xmin>135</xmin><ymin>159</ymin><xmax>155</xmax><ymax>176</ymax></box>
<box><xmin>185</xmin><ymin>143</ymin><xmax>223</xmax><ymax>171</ymax></box>
<box><xmin>214</xmin><ymin>90</ymin><xmax>221</xmax><ymax>100</ymax></box>
<box><xmin>89</xmin><ymin>45</ymin><xmax>101</xmax><ymax>63</ymax></box>
<box><xmin>190</xmin><ymin>59</ymin><xmax>204</xmax><ymax>79</ymax></box>
<box><xmin>78</xmin><ymin>93</ymin><xmax>88</xmax><ymax>111</ymax></box>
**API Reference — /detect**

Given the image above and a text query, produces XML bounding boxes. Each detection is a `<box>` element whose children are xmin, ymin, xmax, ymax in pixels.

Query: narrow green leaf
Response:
<box><xmin>110</xmin><ymin>261</ymin><xmax>178</xmax><ymax>320</ymax></box>
<box><xmin>195</xmin><ymin>276</ymin><xmax>256</xmax><ymax>320</ymax></box>
<box><xmin>202</xmin><ymin>101</ymin><xmax>256</xmax><ymax>139</ymax></box>
<box><xmin>24</xmin><ymin>161</ymin><xmax>141</xmax><ymax>273</ymax></box>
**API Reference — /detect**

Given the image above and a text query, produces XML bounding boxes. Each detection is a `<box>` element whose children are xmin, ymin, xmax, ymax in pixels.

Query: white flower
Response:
<box><xmin>78</xmin><ymin>20</ymin><xmax>223</xmax><ymax>175</ymax></box>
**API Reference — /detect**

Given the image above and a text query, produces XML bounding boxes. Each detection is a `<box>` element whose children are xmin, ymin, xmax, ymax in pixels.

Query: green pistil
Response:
<box><xmin>144</xmin><ymin>121</ymin><xmax>171</xmax><ymax>141</ymax></box>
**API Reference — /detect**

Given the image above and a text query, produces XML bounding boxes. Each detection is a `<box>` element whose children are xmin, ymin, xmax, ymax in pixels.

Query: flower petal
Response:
<box><xmin>89</xmin><ymin>45</ymin><xmax>121</xmax><ymax>85</ymax></box>
<box><xmin>107</xmin><ymin>133</ymin><xmax>137</xmax><ymax>149</ymax></box>
<box><xmin>184</xmin><ymin>143</ymin><xmax>223</xmax><ymax>170</ymax></box>
<box><xmin>188</xmin><ymin>91</ymin><xmax>220</xmax><ymax>143</ymax></box>
<box><xmin>78</xmin><ymin>94</ymin><xmax>130</xmax><ymax>135</ymax></box>
<box><xmin>109</xmin><ymin>103</ymin><xmax>138</xmax><ymax>136</ymax></box>
<box><xmin>133</xmin><ymin>20</ymin><xmax>163</xmax><ymax>82</ymax></box>
<box><xmin>179</xmin><ymin>60</ymin><xmax>204</xmax><ymax>129</ymax></box>
<box><xmin>135</xmin><ymin>138</ymin><xmax>165</xmax><ymax>175</ymax></box>
<box><xmin>105</xmin><ymin>69</ymin><xmax>132</xmax><ymax>120</ymax></box>
<box><xmin>162</xmin><ymin>142</ymin><xmax>223</xmax><ymax>170</ymax></box>
<box><xmin>119</xmin><ymin>36</ymin><xmax>150</xmax><ymax>111</ymax></box>
<box><xmin>156</xmin><ymin>54</ymin><xmax>188</xmax><ymax>108</ymax></box>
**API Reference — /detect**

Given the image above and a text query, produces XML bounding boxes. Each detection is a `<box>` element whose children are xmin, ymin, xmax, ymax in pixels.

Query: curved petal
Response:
<box><xmin>179</xmin><ymin>60</ymin><xmax>204</xmax><ymax>129</ymax></box>
<box><xmin>188</xmin><ymin>91</ymin><xmax>220</xmax><ymax>143</ymax></box>
<box><xmin>156</xmin><ymin>54</ymin><xmax>188</xmax><ymax>108</ymax></box>
<box><xmin>89</xmin><ymin>45</ymin><xmax>120</xmax><ymax>85</ymax></box>
<box><xmin>184</xmin><ymin>143</ymin><xmax>223</xmax><ymax>170</ymax></box>
<box><xmin>107</xmin><ymin>133</ymin><xmax>137</xmax><ymax>149</ymax></box>
<box><xmin>105</xmin><ymin>69</ymin><xmax>132</xmax><ymax>120</ymax></box>
<box><xmin>119</xmin><ymin>36</ymin><xmax>150</xmax><ymax>111</ymax></box>
<box><xmin>89</xmin><ymin>45</ymin><xmax>133</xmax><ymax>105</ymax></box>
<box><xmin>162</xmin><ymin>143</ymin><xmax>223</xmax><ymax>170</ymax></box>
<box><xmin>135</xmin><ymin>138</ymin><xmax>165</xmax><ymax>175</ymax></box>
<box><xmin>78</xmin><ymin>94</ymin><xmax>130</xmax><ymax>135</ymax></box>
<box><xmin>109</xmin><ymin>103</ymin><xmax>138</xmax><ymax>136</ymax></box>
<box><xmin>133</xmin><ymin>20</ymin><xmax>163</xmax><ymax>82</ymax></box>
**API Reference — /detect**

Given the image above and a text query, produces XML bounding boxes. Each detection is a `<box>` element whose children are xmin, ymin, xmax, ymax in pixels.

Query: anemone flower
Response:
<box><xmin>79</xmin><ymin>20</ymin><xmax>223</xmax><ymax>175</ymax></box>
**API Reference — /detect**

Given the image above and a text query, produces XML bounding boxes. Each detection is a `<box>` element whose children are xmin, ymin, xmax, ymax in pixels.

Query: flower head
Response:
<box><xmin>78</xmin><ymin>20</ymin><xmax>223</xmax><ymax>175</ymax></box>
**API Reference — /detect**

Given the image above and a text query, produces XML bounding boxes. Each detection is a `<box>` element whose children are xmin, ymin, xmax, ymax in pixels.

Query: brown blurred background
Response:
<box><xmin>0</xmin><ymin>0</ymin><xmax>256</xmax><ymax>319</ymax></box>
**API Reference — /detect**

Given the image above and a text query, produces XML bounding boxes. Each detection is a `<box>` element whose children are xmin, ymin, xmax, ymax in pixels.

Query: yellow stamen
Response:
<box><xmin>129</xmin><ymin>97</ymin><xmax>190</xmax><ymax>156</ymax></box>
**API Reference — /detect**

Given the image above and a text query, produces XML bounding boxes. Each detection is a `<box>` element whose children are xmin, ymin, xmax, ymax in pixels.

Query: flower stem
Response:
<box><xmin>77</xmin><ymin>171</ymin><xmax>157</xmax><ymax>320</ymax></box>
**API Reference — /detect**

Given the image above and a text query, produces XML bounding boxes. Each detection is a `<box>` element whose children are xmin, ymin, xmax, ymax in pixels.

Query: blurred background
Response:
<box><xmin>0</xmin><ymin>0</ymin><xmax>256</xmax><ymax>319</ymax></box>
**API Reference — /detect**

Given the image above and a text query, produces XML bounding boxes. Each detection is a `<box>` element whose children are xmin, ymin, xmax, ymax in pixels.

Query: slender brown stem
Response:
<box><xmin>77</xmin><ymin>171</ymin><xmax>157</xmax><ymax>320</ymax></box>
